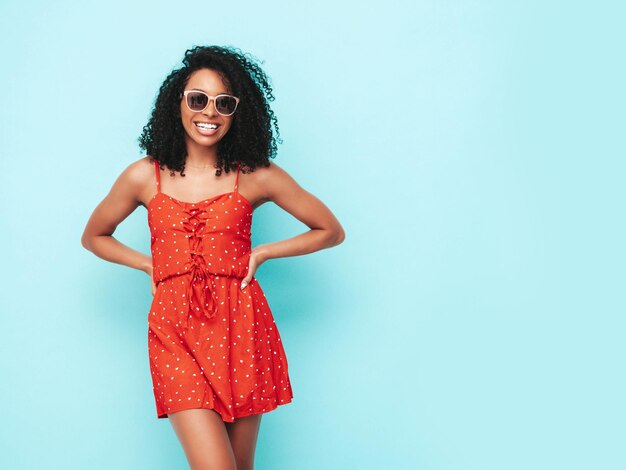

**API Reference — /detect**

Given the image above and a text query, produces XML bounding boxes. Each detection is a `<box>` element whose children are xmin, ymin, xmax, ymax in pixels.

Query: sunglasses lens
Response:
<box><xmin>187</xmin><ymin>92</ymin><xmax>209</xmax><ymax>111</ymax></box>
<box><xmin>215</xmin><ymin>95</ymin><xmax>238</xmax><ymax>115</ymax></box>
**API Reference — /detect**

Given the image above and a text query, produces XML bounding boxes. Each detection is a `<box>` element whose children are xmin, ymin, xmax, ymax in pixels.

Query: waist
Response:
<box><xmin>155</xmin><ymin>267</ymin><xmax>245</xmax><ymax>286</ymax></box>
<box><xmin>151</xmin><ymin>253</ymin><xmax>250</xmax><ymax>286</ymax></box>
<box><xmin>154</xmin><ymin>265</ymin><xmax>247</xmax><ymax>329</ymax></box>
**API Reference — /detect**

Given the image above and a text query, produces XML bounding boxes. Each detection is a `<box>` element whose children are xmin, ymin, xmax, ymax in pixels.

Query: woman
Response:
<box><xmin>81</xmin><ymin>45</ymin><xmax>345</xmax><ymax>469</ymax></box>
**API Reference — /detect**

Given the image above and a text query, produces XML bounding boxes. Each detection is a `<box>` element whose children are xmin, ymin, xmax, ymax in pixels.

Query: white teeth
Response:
<box><xmin>195</xmin><ymin>122</ymin><xmax>218</xmax><ymax>129</ymax></box>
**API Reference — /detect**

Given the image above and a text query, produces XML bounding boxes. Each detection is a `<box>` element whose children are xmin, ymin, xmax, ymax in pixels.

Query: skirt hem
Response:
<box><xmin>156</xmin><ymin>396</ymin><xmax>294</xmax><ymax>422</ymax></box>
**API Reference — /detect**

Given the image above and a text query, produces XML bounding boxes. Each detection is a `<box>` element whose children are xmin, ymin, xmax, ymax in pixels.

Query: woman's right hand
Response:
<box><xmin>143</xmin><ymin>259</ymin><xmax>156</xmax><ymax>296</ymax></box>
<box><xmin>150</xmin><ymin>269</ymin><xmax>156</xmax><ymax>296</ymax></box>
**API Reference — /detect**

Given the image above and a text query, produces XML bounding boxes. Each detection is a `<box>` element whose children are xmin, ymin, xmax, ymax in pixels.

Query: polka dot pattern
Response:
<box><xmin>146</xmin><ymin>160</ymin><xmax>294</xmax><ymax>422</ymax></box>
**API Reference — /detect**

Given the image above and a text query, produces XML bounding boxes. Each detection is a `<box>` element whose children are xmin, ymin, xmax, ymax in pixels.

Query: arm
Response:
<box><xmin>80</xmin><ymin>159</ymin><xmax>153</xmax><ymax>276</ymax></box>
<box><xmin>251</xmin><ymin>162</ymin><xmax>346</xmax><ymax>265</ymax></box>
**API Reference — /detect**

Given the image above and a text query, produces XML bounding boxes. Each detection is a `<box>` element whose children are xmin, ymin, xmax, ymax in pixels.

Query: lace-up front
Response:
<box><xmin>148</xmin><ymin>160</ymin><xmax>252</xmax><ymax>329</ymax></box>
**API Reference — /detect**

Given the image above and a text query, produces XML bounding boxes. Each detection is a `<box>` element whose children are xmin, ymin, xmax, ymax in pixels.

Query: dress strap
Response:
<box><xmin>234</xmin><ymin>163</ymin><xmax>240</xmax><ymax>193</ymax></box>
<box><xmin>153</xmin><ymin>160</ymin><xmax>161</xmax><ymax>193</ymax></box>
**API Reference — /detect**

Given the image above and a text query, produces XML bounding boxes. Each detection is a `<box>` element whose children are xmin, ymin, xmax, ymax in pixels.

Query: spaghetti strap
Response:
<box><xmin>154</xmin><ymin>160</ymin><xmax>161</xmax><ymax>193</ymax></box>
<box><xmin>234</xmin><ymin>163</ymin><xmax>240</xmax><ymax>193</ymax></box>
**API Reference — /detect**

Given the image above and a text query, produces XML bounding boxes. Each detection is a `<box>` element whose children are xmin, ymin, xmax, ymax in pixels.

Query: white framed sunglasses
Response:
<box><xmin>180</xmin><ymin>90</ymin><xmax>240</xmax><ymax>116</ymax></box>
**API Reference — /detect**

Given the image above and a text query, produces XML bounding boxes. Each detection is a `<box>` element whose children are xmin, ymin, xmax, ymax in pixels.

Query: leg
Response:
<box><xmin>225</xmin><ymin>413</ymin><xmax>263</xmax><ymax>470</ymax></box>
<box><xmin>168</xmin><ymin>408</ymin><xmax>237</xmax><ymax>470</ymax></box>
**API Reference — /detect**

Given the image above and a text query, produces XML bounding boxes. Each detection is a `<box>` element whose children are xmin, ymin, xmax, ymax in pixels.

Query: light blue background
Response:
<box><xmin>1</xmin><ymin>1</ymin><xmax>624</xmax><ymax>469</ymax></box>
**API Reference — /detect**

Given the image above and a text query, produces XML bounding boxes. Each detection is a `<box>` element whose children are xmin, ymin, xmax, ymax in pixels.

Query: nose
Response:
<box><xmin>202</xmin><ymin>98</ymin><xmax>218</xmax><ymax>117</ymax></box>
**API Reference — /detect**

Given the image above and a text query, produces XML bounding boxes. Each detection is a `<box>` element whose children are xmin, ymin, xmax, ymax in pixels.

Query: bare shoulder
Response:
<box><xmin>250</xmin><ymin>161</ymin><xmax>296</xmax><ymax>192</ymax></box>
<box><xmin>119</xmin><ymin>156</ymin><xmax>157</xmax><ymax>204</ymax></box>
<box><xmin>124</xmin><ymin>155</ymin><xmax>155</xmax><ymax>183</ymax></box>
<box><xmin>251</xmin><ymin>160</ymin><xmax>290</xmax><ymax>179</ymax></box>
<box><xmin>238</xmin><ymin>161</ymin><xmax>293</xmax><ymax>206</ymax></box>
<box><xmin>250</xmin><ymin>160</ymin><xmax>313</xmax><ymax>207</ymax></box>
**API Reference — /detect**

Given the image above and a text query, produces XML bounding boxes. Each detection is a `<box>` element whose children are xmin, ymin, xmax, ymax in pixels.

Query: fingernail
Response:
<box><xmin>240</xmin><ymin>281</ymin><xmax>247</xmax><ymax>290</ymax></box>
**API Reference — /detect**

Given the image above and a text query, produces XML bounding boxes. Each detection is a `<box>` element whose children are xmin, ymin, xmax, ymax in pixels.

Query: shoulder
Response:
<box><xmin>240</xmin><ymin>161</ymin><xmax>295</xmax><ymax>203</ymax></box>
<box><xmin>110</xmin><ymin>156</ymin><xmax>157</xmax><ymax>200</ymax></box>
<box><xmin>247</xmin><ymin>161</ymin><xmax>301</xmax><ymax>200</ymax></box>
<box><xmin>118</xmin><ymin>155</ymin><xmax>156</xmax><ymax>184</ymax></box>
<box><xmin>247</xmin><ymin>161</ymin><xmax>292</xmax><ymax>185</ymax></box>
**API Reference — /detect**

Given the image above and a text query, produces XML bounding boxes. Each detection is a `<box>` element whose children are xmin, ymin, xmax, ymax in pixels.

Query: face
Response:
<box><xmin>180</xmin><ymin>68</ymin><xmax>237</xmax><ymax>148</ymax></box>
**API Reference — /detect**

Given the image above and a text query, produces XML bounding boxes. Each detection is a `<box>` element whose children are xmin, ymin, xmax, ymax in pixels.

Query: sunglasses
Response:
<box><xmin>181</xmin><ymin>90</ymin><xmax>240</xmax><ymax>116</ymax></box>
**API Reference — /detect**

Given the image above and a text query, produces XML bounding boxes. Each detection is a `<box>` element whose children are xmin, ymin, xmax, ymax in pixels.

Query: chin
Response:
<box><xmin>187</xmin><ymin>129</ymin><xmax>224</xmax><ymax>146</ymax></box>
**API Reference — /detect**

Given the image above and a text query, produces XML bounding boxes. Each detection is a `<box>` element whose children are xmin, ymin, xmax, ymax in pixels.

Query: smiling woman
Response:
<box><xmin>81</xmin><ymin>45</ymin><xmax>345</xmax><ymax>470</ymax></box>
<box><xmin>137</xmin><ymin>45</ymin><xmax>282</xmax><ymax>179</ymax></box>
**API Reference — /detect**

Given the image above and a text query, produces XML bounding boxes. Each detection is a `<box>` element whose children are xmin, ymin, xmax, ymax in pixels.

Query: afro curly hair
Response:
<box><xmin>138</xmin><ymin>45</ymin><xmax>282</xmax><ymax>177</ymax></box>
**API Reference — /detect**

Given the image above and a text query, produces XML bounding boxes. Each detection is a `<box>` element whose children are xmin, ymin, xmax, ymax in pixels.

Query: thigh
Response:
<box><xmin>168</xmin><ymin>408</ymin><xmax>237</xmax><ymax>470</ymax></box>
<box><xmin>225</xmin><ymin>414</ymin><xmax>263</xmax><ymax>470</ymax></box>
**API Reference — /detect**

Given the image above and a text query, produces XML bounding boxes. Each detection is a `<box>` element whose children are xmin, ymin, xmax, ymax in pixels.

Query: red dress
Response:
<box><xmin>147</xmin><ymin>159</ymin><xmax>293</xmax><ymax>421</ymax></box>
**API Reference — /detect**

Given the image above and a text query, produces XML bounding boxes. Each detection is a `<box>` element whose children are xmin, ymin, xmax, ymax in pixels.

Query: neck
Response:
<box><xmin>184</xmin><ymin>136</ymin><xmax>218</xmax><ymax>168</ymax></box>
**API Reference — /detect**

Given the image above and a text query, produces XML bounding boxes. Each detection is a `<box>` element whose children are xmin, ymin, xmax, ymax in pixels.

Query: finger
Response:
<box><xmin>240</xmin><ymin>277</ymin><xmax>250</xmax><ymax>290</ymax></box>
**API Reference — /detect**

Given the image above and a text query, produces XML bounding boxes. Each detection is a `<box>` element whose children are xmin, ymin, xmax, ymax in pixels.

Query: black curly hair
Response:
<box><xmin>138</xmin><ymin>45</ymin><xmax>282</xmax><ymax>177</ymax></box>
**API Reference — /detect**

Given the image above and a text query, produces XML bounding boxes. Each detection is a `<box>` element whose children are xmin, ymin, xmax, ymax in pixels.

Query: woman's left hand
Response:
<box><xmin>241</xmin><ymin>245</ymin><xmax>270</xmax><ymax>290</ymax></box>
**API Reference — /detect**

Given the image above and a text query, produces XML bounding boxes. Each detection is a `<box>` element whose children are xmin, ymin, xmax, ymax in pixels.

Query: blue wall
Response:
<box><xmin>1</xmin><ymin>1</ymin><xmax>624</xmax><ymax>468</ymax></box>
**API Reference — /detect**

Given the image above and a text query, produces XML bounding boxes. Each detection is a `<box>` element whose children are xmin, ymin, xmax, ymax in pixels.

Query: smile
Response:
<box><xmin>194</xmin><ymin>122</ymin><xmax>221</xmax><ymax>135</ymax></box>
